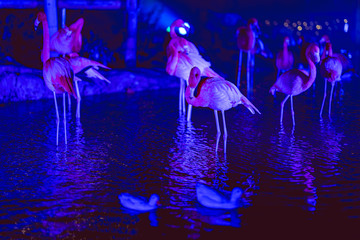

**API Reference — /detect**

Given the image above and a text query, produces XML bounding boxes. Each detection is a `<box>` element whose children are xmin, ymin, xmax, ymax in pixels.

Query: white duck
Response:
<box><xmin>196</xmin><ymin>183</ymin><xmax>243</xmax><ymax>209</ymax></box>
<box><xmin>118</xmin><ymin>193</ymin><xmax>160</xmax><ymax>211</ymax></box>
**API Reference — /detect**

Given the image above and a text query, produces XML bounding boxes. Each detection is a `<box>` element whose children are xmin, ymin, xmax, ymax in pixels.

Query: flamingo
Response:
<box><xmin>270</xmin><ymin>43</ymin><xmax>320</xmax><ymax>126</ymax></box>
<box><xmin>319</xmin><ymin>34</ymin><xmax>356</xmax><ymax>78</ymax></box>
<box><xmin>47</xmin><ymin>17</ymin><xmax>110</xmax><ymax>119</ymax></box>
<box><xmin>50</xmin><ymin>17</ymin><xmax>84</xmax><ymax>56</ymax></box>
<box><xmin>65</xmin><ymin>54</ymin><xmax>111</xmax><ymax>118</ymax></box>
<box><xmin>276</xmin><ymin>36</ymin><xmax>294</xmax><ymax>79</ymax></box>
<box><xmin>185</xmin><ymin>67</ymin><xmax>260</xmax><ymax>151</ymax></box>
<box><xmin>35</xmin><ymin>12</ymin><xmax>77</xmax><ymax>145</ymax></box>
<box><xmin>236</xmin><ymin>18</ymin><xmax>260</xmax><ymax>94</ymax></box>
<box><xmin>320</xmin><ymin>42</ymin><xmax>342</xmax><ymax>118</ymax></box>
<box><xmin>166</xmin><ymin>19</ymin><xmax>221</xmax><ymax>121</ymax></box>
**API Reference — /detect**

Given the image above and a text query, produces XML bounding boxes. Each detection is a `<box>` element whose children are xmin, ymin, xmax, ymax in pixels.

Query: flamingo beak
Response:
<box><xmin>190</xmin><ymin>88</ymin><xmax>195</xmax><ymax>99</ymax></box>
<box><xmin>34</xmin><ymin>18</ymin><xmax>40</xmax><ymax>31</ymax></box>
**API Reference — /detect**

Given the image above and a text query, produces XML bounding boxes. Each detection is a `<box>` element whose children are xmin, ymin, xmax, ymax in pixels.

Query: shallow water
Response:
<box><xmin>1</xmin><ymin>73</ymin><xmax>360</xmax><ymax>239</ymax></box>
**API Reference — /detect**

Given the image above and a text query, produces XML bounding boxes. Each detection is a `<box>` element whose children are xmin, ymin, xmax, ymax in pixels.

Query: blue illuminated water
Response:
<box><xmin>1</xmin><ymin>74</ymin><xmax>360</xmax><ymax>239</ymax></box>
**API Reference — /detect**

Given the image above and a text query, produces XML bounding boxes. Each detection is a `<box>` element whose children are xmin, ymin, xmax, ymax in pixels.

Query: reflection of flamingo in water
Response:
<box><xmin>319</xmin><ymin>42</ymin><xmax>342</xmax><ymax>118</ymax></box>
<box><xmin>186</xmin><ymin>67</ymin><xmax>260</xmax><ymax>152</ymax></box>
<box><xmin>166</xmin><ymin>19</ymin><xmax>221</xmax><ymax>120</ymax></box>
<box><xmin>35</xmin><ymin>12</ymin><xmax>77</xmax><ymax>145</ymax></box>
<box><xmin>236</xmin><ymin>18</ymin><xmax>260</xmax><ymax>93</ymax></box>
<box><xmin>277</xmin><ymin>129</ymin><xmax>317</xmax><ymax>211</ymax></box>
<box><xmin>270</xmin><ymin>43</ymin><xmax>320</xmax><ymax>127</ymax></box>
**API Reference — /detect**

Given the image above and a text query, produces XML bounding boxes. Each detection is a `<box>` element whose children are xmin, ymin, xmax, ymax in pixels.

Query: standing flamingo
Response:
<box><xmin>47</xmin><ymin>17</ymin><xmax>110</xmax><ymax>119</ymax></box>
<box><xmin>276</xmin><ymin>36</ymin><xmax>294</xmax><ymax>79</ymax></box>
<box><xmin>166</xmin><ymin>19</ymin><xmax>221</xmax><ymax>121</ymax></box>
<box><xmin>320</xmin><ymin>42</ymin><xmax>342</xmax><ymax>118</ymax></box>
<box><xmin>35</xmin><ymin>12</ymin><xmax>77</xmax><ymax>145</ymax></box>
<box><xmin>270</xmin><ymin>43</ymin><xmax>320</xmax><ymax>126</ymax></box>
<box><xmin>236</xmin><ymin>18</ymin><xmax>260</xmax><ymax>94</ymax></box>
<box><xmin>185</xmin><ymin>67</ymin><xmax>260</xmax><ymax>151</ymax></box>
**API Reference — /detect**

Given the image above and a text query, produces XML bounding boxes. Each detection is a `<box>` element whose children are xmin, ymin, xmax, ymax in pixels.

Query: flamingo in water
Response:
<box><xmin>166</xmin><ymin>19</ymin><xmax>221</xmax><ymax>121</ymax></box>
<box><xmin>276</xmin><ymin>36</ymin><xmax>294</xmax><ymax>79</ymax></box>
<box><xmin>320</xmin><ymin>42</ymin><xmax>342</xmax><ymax>118</ymax></box>
<box><xmin>47</xmin><ymin>18</ymin><xmax>111</xmax><ymax>119</ymax></box>
<box><xmin>186</xmin><ymin>67</ymin><xmax>260</xmax><ymax>151</ymax></box>
<box><xmin>236</xmin><ymin>18</ymin><xmax>260</xmax><ymax>95</ymax></box>
<box><xmin>270</xmin><ymin>43</ymin><xmax>320</xmax><ymax>126</ymax></box>
<box><xmin>35</xmin><ymin>12</ymin><xmax>77</xmax><ymax>145</ymax></box>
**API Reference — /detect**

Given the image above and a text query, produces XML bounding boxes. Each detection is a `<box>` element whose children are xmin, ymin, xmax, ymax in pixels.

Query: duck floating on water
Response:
<box><xmin>118</xmin><ymin>193</ymin><xmax>160</xmax><ymax>211</ymax></box>
<box><xmin>196</xmin><ymin>183</ymin><xmax>244</xmax><ymax>209</ymax></box>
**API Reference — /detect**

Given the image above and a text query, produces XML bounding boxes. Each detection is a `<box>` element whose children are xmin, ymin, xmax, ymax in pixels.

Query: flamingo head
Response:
<box><xmin>188</xmin><ymin>67</ymin><xmax>201</xmax><ymax>99</ymax></box>
<box><xmin>248</xmin><ymin>18</ymin><xmax>260</xmax><ymax>35</ymax></box>
<box><xmin>306</xmin><ymin>43</ymin><xmax>320</xmax><ymax>64</ymax></box>
<box><xmin>284</xmin><ymin>36</ymin><xmax>290</xmax><ymax>46</ymax></box>
<box><xmin>170</xmin><ymin>19</ymin><xmax>190</xmax><ymax>38</ymax></box>
<box><xmin>325</xmin><ymin>42</ymin><xmax>333</xmax><ymax>56</ymax></box>
<box><xmin>320</xmin><ymin>34</ymin><xmax>330</xmax><ymax>44</ymax></box>
<box><xmin>34</xmin><ymin>12</ymin><xmax>46</xmax><ymax>30</ymax></box>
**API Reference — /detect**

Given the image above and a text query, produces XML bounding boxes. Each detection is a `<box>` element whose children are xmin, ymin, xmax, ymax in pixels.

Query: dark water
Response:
<box><xmin>1</xmin><ymin>73</ymin><xmax>360</xmax><ymax>239</ymax></box>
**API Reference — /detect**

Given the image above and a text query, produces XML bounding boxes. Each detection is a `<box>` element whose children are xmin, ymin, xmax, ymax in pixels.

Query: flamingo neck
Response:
<box><xmin>170</xmin><ymin>25</ymin><xmax>177</xmax><ymax>39</ymax></box>
<box><xmin>41</xmin><ymin>17</ymin><xmax>50</xmax><ymax>63</ymax></box>
<box><xmin>303</xmin><ymin>57</ymin><xmax>317</xmax><ymax>90</ymax></box>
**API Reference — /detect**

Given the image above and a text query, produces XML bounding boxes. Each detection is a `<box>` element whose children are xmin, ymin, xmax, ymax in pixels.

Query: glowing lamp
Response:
<box><xmin>178</xmin><ymin>27</ymin><xmax>187</xmax><ymax>35</ymax></box>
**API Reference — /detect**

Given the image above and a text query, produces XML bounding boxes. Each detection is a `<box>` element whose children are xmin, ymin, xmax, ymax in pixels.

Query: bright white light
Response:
<box><xmin>344</xmin><ymin>23</ymin><xmax>349</xmax><ymax>32</ymax></box>
<box><xmin>184</xmin><ymin>22</ymin><xmax>190</xmax><ymax>28</ymax></box>
<box><xmin>178</xmin><ymin>27</ymin><xmax>187</xmax><ymax>35</ymax></box>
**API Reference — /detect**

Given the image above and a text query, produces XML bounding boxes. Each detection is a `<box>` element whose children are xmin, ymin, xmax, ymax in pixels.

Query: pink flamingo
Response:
<box><xmin>185</xmin><ymin>67</ymin><xmax>260</xmax><ymax>151</ymax></box>
<box><xmin>270</xmin><ymin>43</ymin><xmax>320</xmax><ymax>126</ymax></box>
<box><xmin>166</xmin><ymin>19</ymin><xmax>221</xmax><ymax>121</ymax></box>
<box><xmin>236</xmin><ymin>18</ymin><xmax>260</xmax><ymax>92</ymax></box>
<box><xmin>319</xmin><ymin>42</ymin><xmax>342</xmax><ymax>118</ymax></box>
<box><xmin>47</xmin><ymin>17</ymin><xmax>110</xmax><ymax>119</ymax></box>
<box><xmin>276</xmin><ymin>36</ymin><xmax>294</xmax><ymax>79</ymax></box>
<box><xmin>35</xmin><ymin>12</ymin><xmax>77</xmax><ymax>145</ymax></box>
<box><xmin>320</xmin><ymin>35</ymin><xmax>356</xmax><ymax>79</ymax></box>
<box><xmin>50</xmin><ymin>17</ymin><xmax>84</xmax><ymax>56</ymax></box>
<box><xmin>65</xmin><ymin>54</ymin><xmax>111</xmax><ymax>118</ymax></box>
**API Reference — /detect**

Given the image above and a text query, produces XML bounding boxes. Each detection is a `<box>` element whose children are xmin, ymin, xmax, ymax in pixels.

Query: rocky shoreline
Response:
<box><xmin>0</xmin><ymin>66</ymin><xmax>179</xmax><ymax>103</ymax></box>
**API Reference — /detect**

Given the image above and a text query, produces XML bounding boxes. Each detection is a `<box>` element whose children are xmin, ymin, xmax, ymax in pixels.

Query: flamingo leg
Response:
<box><xmin>182</xmin><ymin>79</ymin><xmax>186</xmax><ymax>115</ymax></box>
<box><xmin>222</xmin><ymin>110</ymin><xmax>228</xmax><ymax>155</ymax></box>
<box><xmin>75</xmin><ymin>80</ymin><xmax>81</xmax><ymax>119</ymax></box>
<box><xmin>237</xmin><ymin>50</ymin><xmax>243</xmax><ymax>88</ymax></box>
<box><xmin>320</xmin><ymin>78</ymin><xmax>327</xmax><ymax>117</ymax></box>
<box><xmin>179</xmin><ymin>79</ymin><xmax>183</xmax><ymax>114</ymax></box>
<box><xmin>53</xmin><ymin>92</ymin><xmax>60</xmax><ymax>146</ymax></box>
<box><xmin>290</xmin><ymin>95</ymin><xmax>295</xmax><ymax>126</ymax></box>
<box><xmin>280</xmin><ymin>95</ymin><xmax>290</xmax><ymax>125</ymax></box>
<box><xmin>247</xmin><ymin>51</ymin><xmax>251</xmax><ymax>97</ymax></box>
<box><xmin>221</xmin><ymin>110</ymin><xmax>227</xmax><ymax>137</ymax></box>
<box><xmin>179</xmin><ymin>78</ymin><xmax>186</xmax><ymax>115</ymax></box>
<box><xmin>214</xmin><ymin>110</ymin><xmax>221</xmax><ymax>134</ymax></box>
<box><xmin>187</xmin><ymin>104</ymin><xmax>192</xmax><ymax>122</ymax></box>
<box><xmin>63</xmin><ymin>93</ymin><xmax>67</xmax><ymax>144</ymax></box>
<box><xmin>329</xmin><ymin>82</ymin><xmax>335</xmax><ymax>119</ymax></box>
<box><xmin>214</xmin><ymin>110</ymin><xmax>221</xmax><ymax>152</ymax></box>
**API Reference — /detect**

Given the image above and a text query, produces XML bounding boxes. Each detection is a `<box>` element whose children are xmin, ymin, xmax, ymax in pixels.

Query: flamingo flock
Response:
<box><xmin>30</xmin><ymin>13</ymin><xmax>355</xmax><ymax>145</ymax></box>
